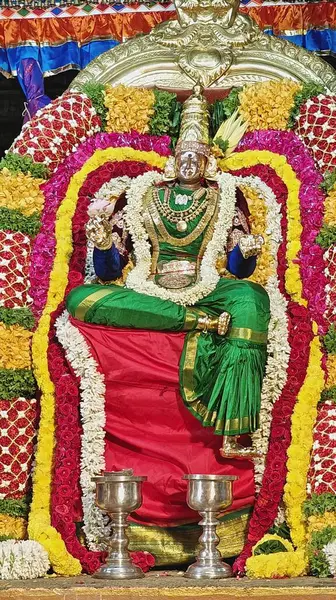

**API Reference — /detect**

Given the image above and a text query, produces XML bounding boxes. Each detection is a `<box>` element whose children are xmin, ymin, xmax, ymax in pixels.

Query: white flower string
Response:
<box><xmin>0</xmin><ymin>541</ymin><xmax>49</xmax><ymax>579</ymax></box>
<box><xmin>235</xmin><ymin>176</ymin><xmax>290</xmax><ymax>488</ymax></box>
<box><xmin>124</xmin><ymin>171</ymin><xmax>237</xmax><ymax>305</ymax></box>
<box><xmin>323</xmin><ymin>540</ymin><xmax>336</xmax><ymax>576</ymax></box>
<box><xmin>55</xmin><ymin>311</ymin><xmax>110</xmax><ymax>550</ymax></box>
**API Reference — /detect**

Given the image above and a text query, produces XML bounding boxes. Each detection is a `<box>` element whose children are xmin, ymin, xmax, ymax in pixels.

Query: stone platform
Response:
<box><xmin>0</xmin><ymin>573</ymin><xmax>335</xmax><ymax>600</ymax></box>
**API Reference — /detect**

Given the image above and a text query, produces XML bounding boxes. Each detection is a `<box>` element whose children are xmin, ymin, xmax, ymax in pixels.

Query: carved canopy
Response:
<box><xmin>71</xmin><ymin>0</ymin><xmax>336</xmax><ymax>93</ymax></box>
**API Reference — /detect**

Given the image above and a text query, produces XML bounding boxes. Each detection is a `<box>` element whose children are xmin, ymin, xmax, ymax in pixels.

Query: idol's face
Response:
<box><xmin>175</xmin><ymin>150</ymin><xmax>206</xmax><ymax>185</ymax></box>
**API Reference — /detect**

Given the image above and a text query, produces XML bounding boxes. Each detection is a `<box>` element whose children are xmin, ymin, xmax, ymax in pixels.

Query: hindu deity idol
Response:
<box><xmin>66</xmin><ymin>86</ymin><xmax>270</xmax><ymax>459</ymax></box>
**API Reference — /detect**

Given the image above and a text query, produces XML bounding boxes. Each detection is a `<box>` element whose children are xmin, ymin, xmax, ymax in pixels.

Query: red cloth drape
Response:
<box><xmin>73</xmin><ymin>318</ymin><xmax>255</xmax><ymax>527</ymax></box>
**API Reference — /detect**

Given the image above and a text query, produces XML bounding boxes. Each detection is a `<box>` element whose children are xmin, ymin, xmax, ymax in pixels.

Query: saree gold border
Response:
<box><xmin>74</xmin><ymin>288</ymin><xmax>117</xmax><ymax>321</ymax></box>
<box><xmin>181</xmin><ymin>330</ymin><xmax>199</xmax><ymax>403</ymax></box>
<box><xmin>227</xmin><ymin>327</ymin><xmax>267</xmax><ymax>345</ymax></box>
<box><xmin>128</xmin><ymin>512</ymin><xmax>249</xmax><ymax>566</ymax></box>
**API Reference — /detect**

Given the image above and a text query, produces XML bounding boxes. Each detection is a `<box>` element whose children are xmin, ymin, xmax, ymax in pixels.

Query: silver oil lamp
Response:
<box><xmin>92</xmin><ymin>470</ymin><xmax>147</xmax><ymax>579</ymax></box>
<box><xmin>183</xmin><ymin>474</ymin><xmax>237</xmax><ymax>579</ymax></box>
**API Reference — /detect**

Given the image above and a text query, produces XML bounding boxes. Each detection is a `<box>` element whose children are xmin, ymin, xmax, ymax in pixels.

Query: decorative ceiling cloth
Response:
<box><xmin>0</xmin><ymin>1</ymin><xmax>335</xmax><ymax>76</ymax></box>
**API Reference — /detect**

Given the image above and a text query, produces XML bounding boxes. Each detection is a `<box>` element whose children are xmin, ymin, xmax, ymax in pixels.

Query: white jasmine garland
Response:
<box><xmin>0</xmin><ymin>540</ymin><xmax>49</xmax><ymax>579</ymax></box>
<box><xmin>55</xmin><ymin>311</ymin><xmax>110</xmax><ymax>550</ymax></box>
<box><xmin>323</xmin><ymin>540</ymin><xmax>336</xmax><ymax>576</ymax></box>
<box><xmin>235</xmin><ymin>176</ymin><xmax>290</xmax><ymax>488</ymax></box>
<box><xmin>124</xmin><ymin>171</ymin><xmax>237</xmax><ymax>305</ymax></box>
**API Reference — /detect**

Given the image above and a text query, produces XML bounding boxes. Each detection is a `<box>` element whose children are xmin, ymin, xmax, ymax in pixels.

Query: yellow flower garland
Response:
<box><xmin>0</xmin><ymin>169</ymin><xmax>45</xmax><ymax>215</ymax></box>
<box><xmin>29</xmin><ymin>147</ymin><xmax>166</xmax><ymax>575</ymax></box>
<box><xmin>324</xmin><ymin>186</ymin><xmax>336</xmax><ymax>226</ymax></box>
<box><xmin>0</xmin><ymin>515</ymin><xmax>27</xmax><ymax>540</ymax></box>
<box><xmin>0</xmin><ymin>324</ymin><xmax>32</xmax><ymax>370</ymax></box>
<box><xmin>284</xmin><ymin>330</ymin><xmax>325</xmax><ymax>550</ymax></box>
<box><xmin>326</xmin><ymin>355</ymin><xmax>336</xmax><ymax>387</ymax></box>
<box><xmin>239</xmin><ymin>80</ymin><xmax>301</xmax><ymax>131</ymax></box>
<box><xmin>240</xmin><ymin>184</ymin><xmax>273</xmax><ymax>286</ymax></box>
<box><xmin>104</xmin><ymin>85</ymin><xmax>155</xmax><ymax>134</ymax></box>
<box><xmin>307</xmin><ymin>512</ymin><xmax>336</xmax><ymax>538</ymax></box>
<box><xmin>246</xmin><ymin>550</ymin><xmax>307</xmax><ymax>578</ymax></box>
<box><xmin>221</xmin><ymin>150</ymin><xmax>305</xmax><ymax>305</ymax></box>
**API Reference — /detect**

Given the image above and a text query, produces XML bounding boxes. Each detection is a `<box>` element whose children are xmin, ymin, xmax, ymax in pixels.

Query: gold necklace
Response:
<box><xmin>147</xmin><ymin>187</ymin><xmax>218</xmax><ymax>247</ymax></box>
<box><xmin>153</xmin><ymin>187</ymin><xmax>206</xmax><ymax>232</ymax></box>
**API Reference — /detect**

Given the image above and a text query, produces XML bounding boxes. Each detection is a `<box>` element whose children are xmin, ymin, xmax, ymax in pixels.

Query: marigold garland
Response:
<box><xmin>238</xmin><ymin>80</ymin><xmax>301</xmax><ymax>131</ymax></box>
<box><xmin>0</xmin><ymin>169</ymin><xmax>45</xmax><ymax>216</ymax></box>
<box><xmin>0</xmin><ymin>516</ymin><xmax>27</xmax><ymax>540</ymax></box>
<box><xmin>284</xmin><ymin>332</ymin><xmax>325</xmax><ymax>550</ymax></box>
<box><xmin>324</xmin><ymin>186</ymin><xmax>336</xmax><ymax>227</ymax></box>
<box><xmin>29</xmin><ymin>147</ymin><xmax>166</xmax><ymax>574</ymax></box>
<box><xmin>308</xmin><ymin>512</ymin><xmax>336</xmax><ymax>537</ymax></box>
<box><xmin>104</xmin><ymin>85</ymin><xmax>155</xmax><ymax>134</ymax></box>
<box><xmin>246</xmin><ymin>550</ymin><xmax>307</xmax><ymax>579</ymax></box>
<box><xmin>0</xmin><ymin>324</ymin><xmax>32</xmax><ymax>370</ymax></box>
<box><xmin>326</xmin><ymin>355</ymin><xmax>336</xmax><ymax>387</ymax></box>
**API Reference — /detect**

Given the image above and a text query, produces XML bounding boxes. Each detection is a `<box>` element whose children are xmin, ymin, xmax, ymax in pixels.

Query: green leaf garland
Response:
<box><xmin>0</xmin><ymin>308</ymin><xmax>35</xmax><ymax>330</ymax></box>
<box><xmin>0</xmin><ymin>153</ymin><xmax>48</xmax><ymax>179</ymax></box>
<box><xmin>287</xmin><ymin>83</ymin><xmax>326</xmax><ymax>129</ymax></box>
<box><xmin>254</xmin><ymin>539</ymin><xmax>289</xmax><ymax>555</ymax></box>
<box><xmin>149</xmin><ymin>90</ymin><xmax>182</xmax><ymax>148</ymax></box>
<box><xmin>320</xmin><ymin>387</ymin><xmax>336</xmax><ymax>403</ymax></box>
<box><xmin>323</xmin><ymin>324</ymin><xmax>336</xmax><ymax>355</ymax></box>
<box><xmin>82</xmin><ymin>83</ymin><xmax>108</xmax><ymax>131</ymax></box>
<box><xmin>315</xmin><ymin>225</ymin><xmax>336</xmax><ymax>249</ymax></box>
<box><xmin>309</xmin><ymin>526</ymin><xmax>336</xmax><ymax>577</ymax></box>
<box><xmin>303</xmin><ymin>493</ymin><xmax>336</xmax><ymax>518</ymax></box>
<box><xmin>0</xmin><ymin>207</ymin><xmax>40</xmax><ymax>237</ymax></box>
<box><xmin>321</xmin><ymin>169</ymin><xmax>336</xmax><ymax>194</ymax></box>
<box><xmin>0</xmin><ymin>369</ymin><xmax>36</xmax><ymax>399</ymax></box>
<box><xmin>0</xmin><ymin>497</ymin><xmax>29</xmax><ymax>518</ymax></box>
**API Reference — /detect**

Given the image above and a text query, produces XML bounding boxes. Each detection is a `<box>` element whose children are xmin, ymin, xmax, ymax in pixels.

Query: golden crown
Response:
<box><xmin>175</xmin><ymin>84</ymin><xmax>210</xmax><ymax>157</ymax></box>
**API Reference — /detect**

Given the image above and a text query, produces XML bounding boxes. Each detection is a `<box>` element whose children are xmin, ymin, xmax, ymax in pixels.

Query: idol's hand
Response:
<box><xmin>86</xmin><ymin>214</ymin><xmax>113</xmax><ymax>250</ymax></box>
<box><xmin>238</xmin><ymin>234</ymin><xmax>264</xmax><ymax>259</ymax></box>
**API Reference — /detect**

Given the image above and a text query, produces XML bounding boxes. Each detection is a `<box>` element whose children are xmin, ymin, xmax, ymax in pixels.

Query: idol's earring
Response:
<box><xmin>204</xmin><ymin>154</ymin><xmax>218</xmax><ymax>181</ymax></box>
<box><xmin>163</xmin><ymin>156</ymin><xmax>177</xmax><ymax>181</ymax></box>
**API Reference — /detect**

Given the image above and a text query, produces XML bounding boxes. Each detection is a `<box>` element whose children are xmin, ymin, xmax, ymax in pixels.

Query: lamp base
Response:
<box><xmin>94</xmin><ymin>562</ymin><xmax>144</xmax><ymax>580</ymax></box>
<box><xmin>184</xmin><ymin>560</ymin><xmax>233</xmax><ymax>579</ymax></box>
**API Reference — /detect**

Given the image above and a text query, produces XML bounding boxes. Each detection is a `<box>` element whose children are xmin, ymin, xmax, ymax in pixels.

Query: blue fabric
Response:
<box><xmin>16</xmin><ymin>58</ymin><xmax>51</xmax><ymax>123</ymax></box>
<box><xmin>0</xmin><ymin>39</ymin><xmax>120</xmax><ymax>76</ymax></box>
<box><xmin>93</xmin><ymin>246</ymin><xmax>125</xmax><ymax>281</ymax></box>
<box><xmin>1</xmin><ymin>29</ymin><xmax>334</xmax><ymax>77</ymax></box>
<box><xmin>265</xmin><ymin>28</ymin><xmax>336</xmax><ymax>54</ymax></box>
<box><xmin>227</xmin><ymin>245</ymin><xmax>256</xmax><ymax>279</ymax></box>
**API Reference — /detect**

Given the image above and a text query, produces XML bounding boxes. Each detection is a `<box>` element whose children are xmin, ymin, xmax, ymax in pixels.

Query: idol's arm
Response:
<box><xmin>93</xmin><ymin>246</ymin><xmax>126</xmax><ymax>281</ymax></box>
<box><xmin>227</xmin><ymin>245</ymin><xmax>257</xmax><ymax>279</ymax></box>
<box><xmin>225</xmin><ymin>192</ymin><xmax>262</xmax><ymax>279</ymax></box>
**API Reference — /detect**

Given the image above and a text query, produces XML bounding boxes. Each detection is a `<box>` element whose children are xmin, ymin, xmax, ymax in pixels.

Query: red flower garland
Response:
<box><xmin>230</xmin><ymin>165</ymin><xmax>313</xmax><ymax>574</ymax></box>
<box><xmin>48</xmin><ymin>160</ymin><xmax>155</xmax><ymax>573</ymax></box>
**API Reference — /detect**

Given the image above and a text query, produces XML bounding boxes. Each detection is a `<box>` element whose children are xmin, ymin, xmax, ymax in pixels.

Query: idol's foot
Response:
<box><xmin>220</xmin><ymin>437</ymin><xmax>262</xmax><ymax>460</ymax></box>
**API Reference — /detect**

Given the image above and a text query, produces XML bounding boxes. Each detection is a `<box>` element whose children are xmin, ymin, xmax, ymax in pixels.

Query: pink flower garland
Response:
<box><xmin>29</xmin><ymin>132</ymin><xmax>171</xmax><ymax>320</ymax></box>
<box><xmin>230</xmin><ymin>163</ymin><xmax>313</xmax><ymax>574</ymax></box>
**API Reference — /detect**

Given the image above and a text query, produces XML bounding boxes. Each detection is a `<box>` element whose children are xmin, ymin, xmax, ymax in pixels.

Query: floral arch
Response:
<box><xmin>0</xmin><ymin>78</ymin><xmax>336</xmax><ymax>580</ymax></box>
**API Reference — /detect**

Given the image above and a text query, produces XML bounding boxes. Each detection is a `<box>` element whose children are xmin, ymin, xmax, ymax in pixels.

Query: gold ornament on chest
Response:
<box><xmin>153</xmin><ymin>186</ymin><xmax>208</xmax><ymax>233</ymax></box>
